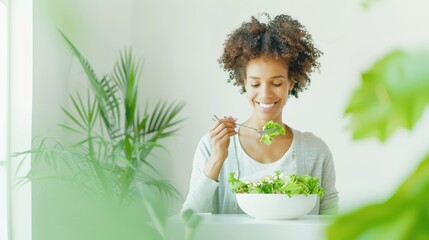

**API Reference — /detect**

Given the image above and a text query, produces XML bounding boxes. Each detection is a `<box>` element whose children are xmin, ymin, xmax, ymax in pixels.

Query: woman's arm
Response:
<box><xmin>320</xmin><ymin>151</ymin><xmax>339</xmax><ymax>215</ymax></box>
<box><xmin>181</xmin><ymin>117</ymin><xmax>237</xmax><ymax>213</ymax></box>
<box><xmin>181</xmin><ymin>135</ymin><xmax>219</xmax><ymax>213</ymax></box>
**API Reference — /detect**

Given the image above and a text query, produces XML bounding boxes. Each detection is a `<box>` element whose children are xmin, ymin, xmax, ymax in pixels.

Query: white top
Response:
<box><xmin>181</xmin><ymin>128</ymin><xmax>339</xmax><ymax>215</ymax></box>
<box><xmin>237</xmin><ymin>134</ymin><xmax>296</xmax><ymax>183</ymax></box>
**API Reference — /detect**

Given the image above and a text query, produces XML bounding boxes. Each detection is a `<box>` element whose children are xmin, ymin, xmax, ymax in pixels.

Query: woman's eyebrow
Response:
<box><xmin>248</xmin><ymin>75</ymin><xmax>287</xmax><ymax>79</ymax></box>
<box><xmin>270</xmin><ymin>75</ymin><xmax>287</xmax><ymax>79</ymax></box>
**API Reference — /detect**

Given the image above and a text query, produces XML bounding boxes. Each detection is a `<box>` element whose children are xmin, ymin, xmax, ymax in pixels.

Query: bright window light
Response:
<box><xmin>0</xmin><ymin>1</ymin><xmax>10</xmax><ymax>239</ymax></box>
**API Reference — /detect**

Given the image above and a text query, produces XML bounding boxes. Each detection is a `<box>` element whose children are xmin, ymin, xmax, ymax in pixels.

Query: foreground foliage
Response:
<box><xmin>326</xmin><ymin>50</ymin><xmax>429</xmax><ymax>240</ymax></box>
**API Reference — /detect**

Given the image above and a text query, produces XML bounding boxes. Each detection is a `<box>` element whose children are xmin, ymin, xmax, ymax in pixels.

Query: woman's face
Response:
<box><xmin>245</xmin><ymin>56</ymin><xmax>294</xmax><ymax>122</ymax></box>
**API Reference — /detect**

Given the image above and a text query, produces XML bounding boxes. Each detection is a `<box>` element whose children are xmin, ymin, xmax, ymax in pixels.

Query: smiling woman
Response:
<box><xmin>181</xmin><ymin>13</ymin><xmax>338</xmax><ymax>216</ymax></box>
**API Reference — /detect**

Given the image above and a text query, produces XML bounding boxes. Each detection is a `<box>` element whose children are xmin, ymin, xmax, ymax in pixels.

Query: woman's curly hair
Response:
<box><xmin>218</xmin><ymin>13</ymin><xmax>322</xmax><ymax>97</ymax></box>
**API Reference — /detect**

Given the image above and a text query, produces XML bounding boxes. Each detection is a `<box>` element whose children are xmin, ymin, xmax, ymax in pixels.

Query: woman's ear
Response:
<box><xmin>289</xmin><ymin>79</ymin><xmax>295</xmax><ymax>91</ymax></box>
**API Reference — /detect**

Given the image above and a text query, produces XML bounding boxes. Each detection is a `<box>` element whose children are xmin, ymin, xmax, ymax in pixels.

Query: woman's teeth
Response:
<box><xmin>259</xmin><ymin>102</ymin><xmax>275</xmax><ymax>108</ymax></box>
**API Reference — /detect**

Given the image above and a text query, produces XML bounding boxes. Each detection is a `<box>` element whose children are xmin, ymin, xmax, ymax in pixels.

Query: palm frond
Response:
<box><xmin>60</xmin><ymin>31</ymin><xmax>121</xmax><ymax>141</ymax></box>
<box><xmin>139</xmin><ymin>157</ymin><xmax>160</xmax><ymax>175</ymax></box>
<box><xmin>144</xmin><ymin>101</ymin><xmax>185</xmax><ymax>141</ymax></box>
<box><xmin>58</xmin><ymin>124</ymin><xmax>83</xmax><ymax>135</ymax></box>
<box><xmin>98</xmin><ymin>76</ymin><xmax>121</xmax><ymax>134</ymax></box>
<box><xmin>61</xmin><ymin>106</ymin><xmax>86</xmax><ymax>132</ymax></box>
<box><xmin>147</xmin><ymin>101</ymin><xmax>164</xmax><ymax>133</ymax></box>
<box><xmin>27</xmin><ymin>139</ymin><xmax>66</xmax><ymax>177</ymax></box>
<box><xmin>111</xmin><ymin>48</ymin><xmax>142</xmax><ymax>132</ymax></box>
<box><xmin>136</xmin><ymin>174</ymin><xmax>181</xmax><ymax>200</ymax></box>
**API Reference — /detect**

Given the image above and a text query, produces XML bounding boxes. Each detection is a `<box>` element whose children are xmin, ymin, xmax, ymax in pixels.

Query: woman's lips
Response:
<box><xmin>257</xmin><ymin>101</ymin><xmax>278</xmax><ymax>112</ymax></box>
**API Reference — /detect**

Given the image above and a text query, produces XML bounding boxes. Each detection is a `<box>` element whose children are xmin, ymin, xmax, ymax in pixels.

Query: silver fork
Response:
<box><xmin>212</xmin><ymin>115</ymin><xmax>279</xmax><ymax>135</ymax></box>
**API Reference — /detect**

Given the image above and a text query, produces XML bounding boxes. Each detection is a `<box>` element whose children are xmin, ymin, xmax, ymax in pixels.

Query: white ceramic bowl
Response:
<box><xmin>236</xmin><ymin>193</ymin><xmax>317</xmax><ymax>220</ymax></box>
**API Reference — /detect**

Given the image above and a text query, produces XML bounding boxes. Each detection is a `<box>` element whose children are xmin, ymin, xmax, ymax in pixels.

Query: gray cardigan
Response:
<box><xmin>181</xmin><ymin>128</ymin><xmax>339</xmax><ymax>215</ymax></box>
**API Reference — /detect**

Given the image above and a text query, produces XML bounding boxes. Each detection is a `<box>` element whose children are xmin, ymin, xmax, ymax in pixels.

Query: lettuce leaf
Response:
<box><xmin>260</xmin><ymin>121</ymin><xmax>286</xmax><ymax>145</ymax></box>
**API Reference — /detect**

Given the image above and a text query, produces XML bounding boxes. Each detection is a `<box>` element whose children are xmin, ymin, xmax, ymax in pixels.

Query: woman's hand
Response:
<box><xmin>204</xmin><ymin>116</ymin><xmax>237</xmax><ymax>181</ymax></box>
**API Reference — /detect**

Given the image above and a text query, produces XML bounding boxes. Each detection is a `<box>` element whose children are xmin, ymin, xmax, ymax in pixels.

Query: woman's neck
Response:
<box><xmin>245</xmin><ymin>114</ymin><xmax>283</xmax><ymax>129</ymax></box>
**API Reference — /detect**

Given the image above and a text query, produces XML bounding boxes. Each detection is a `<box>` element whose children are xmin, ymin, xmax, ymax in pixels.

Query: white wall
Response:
<box><xmin>32</xmin><ymin>0</ymin><xmax>429</xmax><ymax>217</ymax></box>
<box><xmin>131</xmin><ymin>0</ymin><xmax>429</xmax><ymax>213</ymax></box>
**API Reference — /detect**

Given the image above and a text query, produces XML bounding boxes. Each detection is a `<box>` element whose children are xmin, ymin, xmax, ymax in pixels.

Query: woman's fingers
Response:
<box><xmin>213</xmin><ymin>127</ymin><xmax>236</xmax><ymax>141</ymax></box>
<box><xmin>210</xmin><ymin>122</ymin><xmax>236</xmax><ymax>136</ymax></box>
<box><xmin>210</xmin><ymin>117</ymin><xmax>237</xmax><ymax>132</ymax></box>
<box><xmin>209</xmin><ymin>117</ymin><xmax>237</xmax><ymax>146</ymax></box>
<box><xmin>207</xmin><ymin>117</ymin><xmax>237</xmax><ymax>171</ymax></box>
<box><xmin>210</xmin><ymin>124</ymin><xmax>236</xmax><ymax>141</ymax></box>
<box><xmin>210</xmin><ymin>129</ymin><xmax>235</xmax><ymax>147</ymax></box>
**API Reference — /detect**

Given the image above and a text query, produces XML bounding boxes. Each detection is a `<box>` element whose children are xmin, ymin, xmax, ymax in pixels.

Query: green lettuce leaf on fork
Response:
<box><xmin>260</xmin><ymin>120</ymin><xmax>286</xmax><ymax>145</ymax></box>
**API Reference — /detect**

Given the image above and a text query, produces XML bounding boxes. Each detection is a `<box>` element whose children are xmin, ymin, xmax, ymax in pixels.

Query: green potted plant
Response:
<box><xmin>18</xmin><ymin>32</ymin><xmax>191</xmax><ymax>240</ymax></box>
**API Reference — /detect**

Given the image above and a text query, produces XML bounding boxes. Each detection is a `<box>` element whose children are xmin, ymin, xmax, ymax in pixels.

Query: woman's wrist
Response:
<box><xmin>203</xmin><ymin>155</ymin><xmax>225</xmax><ymax>181</ymax></box>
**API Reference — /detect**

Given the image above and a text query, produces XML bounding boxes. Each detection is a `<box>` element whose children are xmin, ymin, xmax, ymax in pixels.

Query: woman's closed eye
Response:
<box><xmin>250</xmin><ymin>83</ymin><xmax>282</xmax><ymax>87</ymax></box>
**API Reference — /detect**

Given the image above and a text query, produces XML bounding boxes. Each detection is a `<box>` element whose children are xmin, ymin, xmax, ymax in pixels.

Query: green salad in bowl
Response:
<box><xmin>228</xmin><ymin>171</ymin><xmax>324</xmax><ymax>219</ymax></box>
<box><xmin>228</xmin><ymin>171</ymin><xmax>324</xmax><ymax>197</ymax></box>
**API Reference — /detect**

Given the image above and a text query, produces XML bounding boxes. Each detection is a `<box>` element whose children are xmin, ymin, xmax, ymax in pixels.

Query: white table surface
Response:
<box><xmin>167</xmin><ymin>214</ymin><xmax>333</xmax><ymax>240</ymax></box>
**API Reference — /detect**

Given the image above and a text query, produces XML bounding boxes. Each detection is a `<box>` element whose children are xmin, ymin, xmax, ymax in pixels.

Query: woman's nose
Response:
<box><xmin>260</xmin><ymin>84</ymin><xmax>274</xmax><ymax>97</ymax></box>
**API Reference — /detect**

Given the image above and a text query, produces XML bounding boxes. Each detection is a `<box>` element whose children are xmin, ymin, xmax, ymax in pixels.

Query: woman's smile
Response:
<box><xmin>256</xmin><ymin>101</ymin><xmax>279</xmax><ymax>112</ymax></box>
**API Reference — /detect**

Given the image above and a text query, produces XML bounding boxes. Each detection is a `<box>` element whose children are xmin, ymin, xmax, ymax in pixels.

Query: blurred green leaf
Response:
<box><xmin>181</xmin><ymin>209</ymin><xmax>202</xmax><ymax>240</ymax></box>
<box><xmin>360</xmin><ymin>0</ymin><xmax>384</xmax><ymax>9</ymax></box>
<box><xmin>333</xmin><ymin>47</ymin><xmax>429</xmax><ymax>239</ymax></box>
<box><xmin>345</xmin><ymin>50</ymin><xmax>429</xmax><ymax>141</ymax></box>
<box><xmin>326</xmin><ymin>153</ymin><xmax>429</xmax><ymax>240</ymax></box>
<box><xmin>36</xmin><ymin>0</ymin><xmax>85</xmax><ymax>41</ymax></box>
